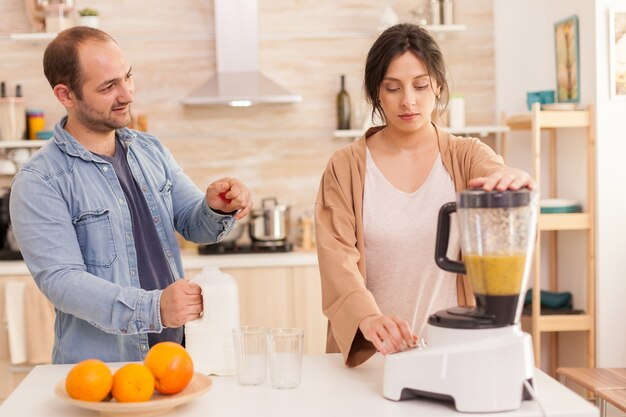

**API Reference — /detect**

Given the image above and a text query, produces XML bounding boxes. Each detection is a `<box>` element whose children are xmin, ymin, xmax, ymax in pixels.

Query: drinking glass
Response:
<box><xmin>232</xmin><ymin>326</ymin><xmax>267</xmax><ymax>385</ymax></box>
<box><xmin>267</xmin><ymin>328</ymin><xmax>304</xmax><ymax>389</ymax></box>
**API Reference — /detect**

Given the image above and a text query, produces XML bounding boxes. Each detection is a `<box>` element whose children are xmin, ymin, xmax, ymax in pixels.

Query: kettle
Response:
<box><xmin>185</xmin><ymin>266</ymin><xmax>240</xmax><ymax>375</ymax></box>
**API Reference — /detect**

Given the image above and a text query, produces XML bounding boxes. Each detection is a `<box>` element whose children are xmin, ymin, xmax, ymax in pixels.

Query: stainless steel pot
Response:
<box><xmin>249</xmin><ymin>197</ymin><xmax>290</xmax><ymax>242</ymax></box>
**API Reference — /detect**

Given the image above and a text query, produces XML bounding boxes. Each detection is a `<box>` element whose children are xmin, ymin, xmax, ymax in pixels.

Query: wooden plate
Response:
<box><xmin>55</xmin><ymin>372</ymin><xmax>212</xmax><ymax>417</ymax></box>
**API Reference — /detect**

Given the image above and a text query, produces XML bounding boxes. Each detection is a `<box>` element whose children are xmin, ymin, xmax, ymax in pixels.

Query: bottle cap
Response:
<box><xmin>27</xmin><ymin>109</ymin><xmax>44</xmax><ymax>116</ymax></box>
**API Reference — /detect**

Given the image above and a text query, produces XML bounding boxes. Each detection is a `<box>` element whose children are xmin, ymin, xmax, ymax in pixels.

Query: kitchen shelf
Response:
<box><xmin>447</xmin><ymin>125</ymin><xmax>510</xmax><ymax>137</ymax></box>
<box><xmin>507</xmin><ymin>109</ymin><xmax>590</xmax><ymax>130</ymax></box>
<box><xmin>422</xmin><ymin>24</ymin><xmax>467</xmax><ymax>32</ymax></box>
<box><xmin>504</xmin><ymin>103</ymin><xmax>595</xmax><ymax>376</ymax></box>
<box><xmin>522</xmin><ymin>314</ymin><xmax>594</xmax><ymax>332</ymax></box>
<box><xmin>538</xmin><ymin>213</ymin><xmax>591</xmax><ymax>231</ymax></box>
<box><xmin>333</xmin><ymin>124</ymin><xmax>508</xmax><ymax>139</ymax></box>
<box><xmin>5</xmin><ymin>25</ymin><xmax>467</xmax><ymax>43</ymax></box>
<box><xmin>0</xmin><ymin>140</ymin><xmax>48</xmax><ymax>149</ymax></box>
<box><xmin>333</xmin><ymin>129</ymin><xmax>364</xmax><ymax>139</ymax></box>
<box><xmin>7</xmin><ymin>32</ymin><xmax>56</xmax><ymax>41</ymax></box>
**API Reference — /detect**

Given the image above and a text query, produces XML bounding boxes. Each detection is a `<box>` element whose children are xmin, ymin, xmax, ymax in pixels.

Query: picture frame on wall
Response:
<box><xmin>554</xmin><ymin>15</ymin><xmax>580</xmax><ymax>103</ymax></box>
<box><xmin>609</xmin><ymin>8</ymin><xmax>626</xmax><ymax>99</ymax></box>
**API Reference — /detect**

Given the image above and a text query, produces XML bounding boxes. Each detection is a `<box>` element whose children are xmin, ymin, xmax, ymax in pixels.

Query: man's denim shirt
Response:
<box><xmin>9</xmin><ymin>117</ymin><xmax>235</xmax><ymax>364</ymax></box>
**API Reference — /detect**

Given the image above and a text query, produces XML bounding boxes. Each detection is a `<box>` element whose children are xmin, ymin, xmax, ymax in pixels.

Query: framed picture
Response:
<box><xmin>609</xmin><ymin>8</ymin><xmax>626</xmax><ymax>99</ymax></box>
<box><xmin>554</xmin><ymin>15</ymin><xmax>580</xmax><ymax>103</ymax></box>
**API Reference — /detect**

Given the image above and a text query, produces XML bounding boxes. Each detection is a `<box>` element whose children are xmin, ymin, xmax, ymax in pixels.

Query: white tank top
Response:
<box><xmin>363</xmin><ymin>147</ymin><xmax>459</xmax><ymax>341</ymax></box>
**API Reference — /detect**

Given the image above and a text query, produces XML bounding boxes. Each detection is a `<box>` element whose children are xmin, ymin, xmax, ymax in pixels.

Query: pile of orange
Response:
<box><xmin>65</xmin><ymin>342</ymin><xmax>194</xmax><ymax>403</ymax></box>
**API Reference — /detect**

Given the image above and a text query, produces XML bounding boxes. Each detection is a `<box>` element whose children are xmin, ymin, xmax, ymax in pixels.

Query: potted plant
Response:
<box><xmin>78</xmin><ymin>8</ymin><xmax>99</xmax><ymax>28</ymax></box>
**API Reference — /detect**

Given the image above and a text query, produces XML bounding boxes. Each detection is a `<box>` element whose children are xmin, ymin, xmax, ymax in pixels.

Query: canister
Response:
<box><xmin>27</xmin><ymin>109</ymin><xmax>45</xmax><ymax>140</ymax></box>
<box><xmin>448</xmin><ymin>95</ymin><xmax>465</xmax><ymax>128</ymax></box>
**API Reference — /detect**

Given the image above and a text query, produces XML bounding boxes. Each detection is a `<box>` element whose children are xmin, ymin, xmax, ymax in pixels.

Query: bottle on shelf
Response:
<box><xmin>448</xmin><ymin>94</ymin><xmax>465</xmax><ymax>128</ymax></box>
<box><xmin>14</xmin><ymin>85</ymin><xmax>26</xmax><ymax>140</ymax></box>
<box><xmin>430</xmin><ymin>0</ymin><xmax>441</xmax><ymax>25</ymax></box>
<box><xmin>441</xmin><ymin>0</ymin><xmax>454</xmax><ymax>25</ymax></box>
<box><xmin>0</xmin><ymin>82</ymin><xmax>27</xmax><ymax>141</ymax></box>
<box><xmin>27</xmin><ymin>109</ymin><xmax>45</xmax><ymax>140</ymax></box>
<box><xmin>336</xmin><ymin>75</ymin><xmax>351</xmax><ymax>130</ymax></box>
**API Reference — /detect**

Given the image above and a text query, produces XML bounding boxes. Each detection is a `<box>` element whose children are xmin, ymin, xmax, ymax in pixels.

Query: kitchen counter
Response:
<box><xmin>0</xmin><ymin>354</ymin><xmax>598</xmax><ymax>417</ymax></box>
<box><xmin>0</xmin><ymin>250</ymin><xmax>318</xmax><ymax>276</ymax></box>
<box><xmin>181</xmin><ymin>249</ymin><xmax>318</xmax><ymax>269</ymax></box>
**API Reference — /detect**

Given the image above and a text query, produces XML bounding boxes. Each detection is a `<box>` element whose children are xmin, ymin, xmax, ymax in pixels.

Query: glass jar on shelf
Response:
<box><xmin>44</xmin><ymin>3</ymin><xmax>70</xmax><ymax>33</ymax></box>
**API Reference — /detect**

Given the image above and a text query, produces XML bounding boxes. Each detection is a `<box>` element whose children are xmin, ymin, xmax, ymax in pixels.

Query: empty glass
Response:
<box><xmin>232</xmin><ymin>326</ymin><xmax>267</xmax><ymax>385</ymax></box>
<box><xmin>267</xmin><ymin>328</ymin><xmax>304</xmax><ymax>389</ymax></box>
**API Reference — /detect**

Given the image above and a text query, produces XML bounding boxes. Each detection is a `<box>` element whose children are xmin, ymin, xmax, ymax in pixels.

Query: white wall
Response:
<box><xmin>495</xmin><ymin>0</ymin><xmax>626</xmax><ymax>368</ymax></box>
<box><xmin>593</xmin><ymin>0</ymin><xmax>626</xmax><ymax>368</ymax></box>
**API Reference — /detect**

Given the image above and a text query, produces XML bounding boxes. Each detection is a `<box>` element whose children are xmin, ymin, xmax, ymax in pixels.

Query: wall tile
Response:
<box><xmin>1</xmin><ymin>0</ymin><xmax>496</xmax><ymax>239</ymax></box>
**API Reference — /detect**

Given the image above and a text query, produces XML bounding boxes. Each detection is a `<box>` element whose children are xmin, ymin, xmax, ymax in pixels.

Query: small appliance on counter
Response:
<box><xmin>383</xmin><ymin>189</ymin><xmax>538</xmax><ymax>412</ymax></box>
<box><xmin>198</xmin><ymin>197</ymin><xmax>293</xmax><ymax>255</ymax></box>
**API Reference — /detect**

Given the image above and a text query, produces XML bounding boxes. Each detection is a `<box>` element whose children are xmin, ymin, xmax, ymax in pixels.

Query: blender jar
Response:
<box><xmin>435</xmin><ymin>189</ymin><xmax>538</xmax><ymax>326</ymax></box>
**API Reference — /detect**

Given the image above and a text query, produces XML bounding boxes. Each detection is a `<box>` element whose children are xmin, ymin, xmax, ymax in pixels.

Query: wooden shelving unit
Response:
<box><xmin>505</xmin><ymin>103</ymin><xmax>595</xmax><ymax>376</ymax></box>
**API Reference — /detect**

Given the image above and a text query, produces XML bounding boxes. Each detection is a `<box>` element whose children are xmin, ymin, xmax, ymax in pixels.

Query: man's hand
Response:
<box><xmin>206</xmin><ymin>177</ymin><xmax>253</xmax><ymax>220</ymax></box>
<box><xmin>359</xmin><ymin>314</ymin><xmax>417</xmax><ymax>355</ymax></box>
<box><xmin>160</xmin><ymin>280</ymin><xmax>203</xmax><ymax>328</ymax></box>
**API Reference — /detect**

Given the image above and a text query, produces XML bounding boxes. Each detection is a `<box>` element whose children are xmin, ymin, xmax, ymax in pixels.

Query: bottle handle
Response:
<box><xmin>434</xmin><ymin>202</ymin><xmax>466</xmax><ymax>274</ymax></box>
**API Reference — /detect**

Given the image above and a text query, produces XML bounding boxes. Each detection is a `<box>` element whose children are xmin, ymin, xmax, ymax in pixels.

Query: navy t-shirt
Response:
<box><xmin>97</xmin><ymin>137</ymin><xmax>183</xmax><ymax>347</ymax></box>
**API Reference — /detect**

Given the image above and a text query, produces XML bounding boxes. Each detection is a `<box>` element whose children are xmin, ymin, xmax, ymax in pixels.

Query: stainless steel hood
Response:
<box><xmin>181</xmin><ymin>0</ymin><xmax>301</xmax><ymax>107</ymax></box>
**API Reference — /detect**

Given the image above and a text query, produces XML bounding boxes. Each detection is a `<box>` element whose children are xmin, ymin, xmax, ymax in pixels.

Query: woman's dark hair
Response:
<box><xmin>364</xmin><ymin>23</ymin><xmax>449</xmax><ymax>123</ymax></box>
<box><xmin>43</xmin><ymin>26</ymin><xmax>115</xmax><ymax>100</ymax></box>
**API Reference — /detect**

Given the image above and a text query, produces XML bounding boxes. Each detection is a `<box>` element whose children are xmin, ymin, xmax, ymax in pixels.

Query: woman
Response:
<box><xmin>315</xmin><ymin>23</ymin><xmax>534</xmax><ymax>367</ymax></box>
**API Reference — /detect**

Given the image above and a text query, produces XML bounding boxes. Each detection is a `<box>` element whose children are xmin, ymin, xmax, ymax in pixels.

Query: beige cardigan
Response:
<box><xmin>314</xmin><ymin>125</ymin><xmax>506</xmax><ymax>367</ymax></box>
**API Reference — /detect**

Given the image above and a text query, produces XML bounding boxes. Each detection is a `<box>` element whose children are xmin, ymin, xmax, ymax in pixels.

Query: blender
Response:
<box><xmin>383</xmin><ymin>189</ymin><xmax>538</xmax><ymax>412</ymax></box>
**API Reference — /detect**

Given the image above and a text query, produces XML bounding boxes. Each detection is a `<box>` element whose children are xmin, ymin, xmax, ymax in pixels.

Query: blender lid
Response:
<box><xmin>458</xmin><ymin>188</ymin><xmax>532</xmax><ymax>209</ymax></box>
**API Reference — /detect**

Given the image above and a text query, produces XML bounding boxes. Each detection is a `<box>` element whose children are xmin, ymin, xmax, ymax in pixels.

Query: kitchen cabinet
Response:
<box><xmin>185</xmin><ymin>262</ymin><xmax>327</xmax><ymax>356</ymax></box>
<box><xmin>0</xmin><ymin>275</ymin><xmax>36</xmax><ymax>401</ymax></box>
<box><xmin>503</xmin><ymin>103</ymin><xmax>595</xmax><ymax>375</ymax></box>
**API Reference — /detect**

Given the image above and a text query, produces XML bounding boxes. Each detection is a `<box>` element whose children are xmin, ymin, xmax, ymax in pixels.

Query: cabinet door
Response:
<box><xmin>224</xmin><ymin>266</ymin><xmax>327</xmax><ymax>355</ymax></box>
<box><xmin>0</xmin><ymin>275</ymin><xmax>36</xmax><ymax>400</ymax></box>
<box><xmin>185</xmin><ymin>266</ymin><xmax>327</xmax><ymax>355</ymax></box>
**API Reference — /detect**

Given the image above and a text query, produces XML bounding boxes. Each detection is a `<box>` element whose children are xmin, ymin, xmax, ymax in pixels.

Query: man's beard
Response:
<box><xmin>74</xmin><ymin>100</ymin><xmax>131</xmax><ymax>133</ymax></box>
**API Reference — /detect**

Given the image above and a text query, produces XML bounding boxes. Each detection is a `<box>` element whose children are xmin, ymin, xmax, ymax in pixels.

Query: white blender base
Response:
<box><xmin>383</xmin><ymin>324</ymin><xmax>534</xmax><ymax>412</ymax></box>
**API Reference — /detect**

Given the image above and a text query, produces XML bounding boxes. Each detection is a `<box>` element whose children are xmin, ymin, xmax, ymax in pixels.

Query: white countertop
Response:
<box><xmin>0</xmin><ymin>354</ymin><xmax>598</xmax><ymax>417</ymax></box>
<box><xmin>181</xmin><ymin>250</ymin><xmax>318</xmax><ymax>270</ymax></box>
<box><xmin>0</xmin><ymin>250</ymin><xmax>318</xmax><ymax>276</ymax></box>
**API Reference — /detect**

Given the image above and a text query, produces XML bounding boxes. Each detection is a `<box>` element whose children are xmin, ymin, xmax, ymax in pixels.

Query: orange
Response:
<box><xmin>65</xmin><ymin>359</ymin><xmax>113</xmax><ymax>402</ymax></box>
<box><xmin>111</xmin><ymin>363</ymin><xmax>155</xmax><ymax>403</ymax></box>
<box><xmin>144</xmin><ymin>342</ymin><xmax>194</xmax><ymax>395</ymax></box>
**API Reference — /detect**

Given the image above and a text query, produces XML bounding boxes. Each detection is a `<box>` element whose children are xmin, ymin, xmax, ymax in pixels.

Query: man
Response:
<box><xmin>9</xmin><ymin>27</ymin><xmax>253</xmax><ymax>364</ymax></box>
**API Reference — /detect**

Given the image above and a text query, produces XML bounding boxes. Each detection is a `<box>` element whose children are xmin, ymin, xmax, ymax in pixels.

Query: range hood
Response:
<box><xmin>181</xmin><ymin>0</ymin><xmax>302</xmax><ymax>107</ymax></box>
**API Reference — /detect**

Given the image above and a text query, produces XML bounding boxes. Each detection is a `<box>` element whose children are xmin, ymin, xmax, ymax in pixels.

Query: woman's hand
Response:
<box><xmin>359</xmin><ymin>314</ymin><xmax>417</xmax><ymax>355</ymax></box>
<box><xmin>469</xmin><ymin>167</ymin><xmax>535</xmax><ymax>192</ymax></box>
